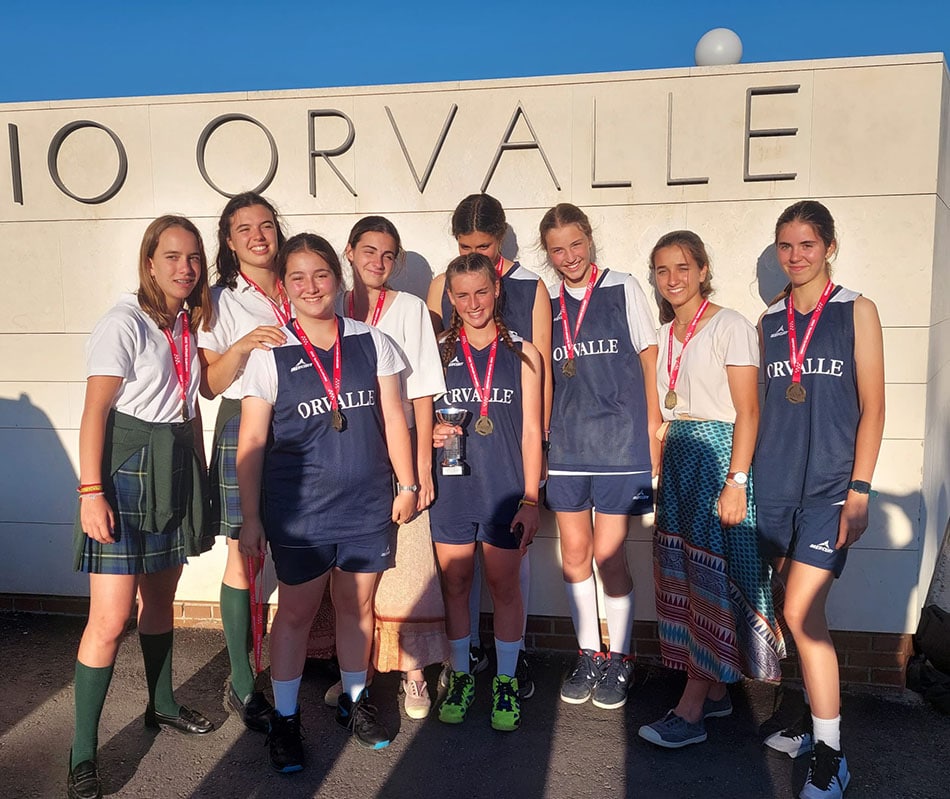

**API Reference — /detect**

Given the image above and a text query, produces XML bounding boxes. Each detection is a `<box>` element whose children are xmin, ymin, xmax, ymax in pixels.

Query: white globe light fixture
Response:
<box><xmin>694</xmin><ymin>28</ymin><xmax>743</xmax><ymax>66</ymax></box>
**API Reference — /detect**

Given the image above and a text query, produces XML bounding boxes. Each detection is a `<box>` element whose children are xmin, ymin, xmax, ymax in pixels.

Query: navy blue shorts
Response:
<box><xmin>757</xmin><ymin>503</ymin><xmax>848</xmax><ymax>578</ymax></box>
<box><xmin>270</xmin><ymin>527</ymin><xmax>396</xmax><ymax>586</ymax></box>
<box><xmin>430</xmin><ymin>520</ymin><xmax>520</xmax><ymax>550</ymax></box>
<box><xmin>546</xmin><ymin>472</ymin><xmax>653</xmax><ymax>516</ymax></box>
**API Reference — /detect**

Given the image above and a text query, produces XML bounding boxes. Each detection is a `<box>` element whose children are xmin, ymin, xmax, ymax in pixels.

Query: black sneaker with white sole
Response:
<box><xmin>764</xmin><ymin>712</ymin><xmax>814</xmax><ymax>758</ymax></box>
<box><xmin>515</xmin><ymin>650</ymin><xmax>535</xmax><ymax>700</ymax></box>
<box><xmin>559</xmin><ymin>649</ymin><xmax>606</xmax><ymax>704</ymax></box>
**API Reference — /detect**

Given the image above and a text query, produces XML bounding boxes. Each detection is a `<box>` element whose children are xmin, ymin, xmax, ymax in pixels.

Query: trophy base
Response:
<box><xmin>441</xmin><ymin>464</ymin><xmax>465</xmax><ymax>476</ymax></box>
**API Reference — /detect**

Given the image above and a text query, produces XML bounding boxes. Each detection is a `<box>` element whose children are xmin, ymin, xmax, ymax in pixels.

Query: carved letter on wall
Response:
<box><xmin>8</xmin><ymin>124</ymin><xmax>23</xmax><ymax>205</ymax></box>
<box><xmin>667</xmin><ymin>94</ymin><xmax>709</xmax><ymax>186</ymax></box>
<box><xmin>308</xmin><ymin>110</ymin><xmax>357</xmax><ymax>198</ymax></box>
<box><xmin>47</xmin><ymin>120</ymin><xmax>128</xmax><ymax>204</ymax></box>
<box><xmin>744</xmin><ymin>85</ymin><xmax>800</xmax><ymax>182</ymax></box>
<box><xmin>591</xmin><ymin>99</ymin><xmax>631</xmax><ymax>189</ymax></box>
<box><xmin>196</xmin><ymin>113</ymin><xmax>278</xmax><ymax>198</ymax></box>
<box><xmin>386</xmin><ymin>104</ymin><xmax>457</xmax><ymax>193</ymax></box>
<box><xmin>482</xmin><ymin>102</ymin><xmax>560</xmax><ymax>193</ymax></box>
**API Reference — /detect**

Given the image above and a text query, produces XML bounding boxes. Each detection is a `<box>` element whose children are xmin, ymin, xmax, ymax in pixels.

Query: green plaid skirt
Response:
<box><xmin>76</xmin><ymin>445</ymin><xmax>189</xmax><ymax>574</ymax></box>
<box><xmin>209</xmin><ymin>398</ymin><xmax>242</xmax><ymax>538</ymax></box>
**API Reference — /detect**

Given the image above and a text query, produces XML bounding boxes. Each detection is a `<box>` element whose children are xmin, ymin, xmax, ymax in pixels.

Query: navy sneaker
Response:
<box><xmin>800</xmin><ymin>741</ymin><xmax>850</xmax><ymax>798</ymax></box>
<box><xmin>267</xmin><ymin>710</ymin><xmax>304</xmax><ymax>773</ymax></box>
<box><xmin>638</xmin><ymin>711</ymin><xmax>708</xmax><ymax>749</ymax></box>
<box><xmin>515</xmin><ymin>650</ymin><xmax>535</xmax><ymax>700</ymax></box>
<box><xmin>559</xmin><ymin>649</ymin><xmax>605</xmax><ymax>704</ymax></box>
<box><xmin>591</xmin><ymin>652</ymin><xmax>634</xmax><ymax>709</ymax></box>
<box><xmin>336</xmin><ymin>690</ymin><xmax>391</xmax><ymax>750</ymax></box>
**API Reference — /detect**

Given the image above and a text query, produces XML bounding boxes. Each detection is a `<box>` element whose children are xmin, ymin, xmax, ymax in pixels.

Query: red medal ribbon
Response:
<box><xmin>241</xmin><ymin>272</ymin><xmax>291</xmax><ymax>325</ymax></box>
<box><xmin>558</xmin><ymin>264</ymin><xmax>599</xmax><ymax>367</ymax></box>
<box><xmin>787</xmin><ymin>280</ymin><xmax>835</xmax><ymax>386</ymax></box>
<box><xmin>291</xmin><ymin>319</ymin><xmax>342</xmax><ymax>412</ymax></box>
<box><xmin>667</xmin><ymin>298</ymin><xmax>710</xmax><ymax>392</ymax></box>
<box><xmin>458</xmin><ymin>327</ymin><xmax>498</xmax><ymax>422</ymax></box>
<box><xmin>495</xmin><ymin>256</ymin><xmax>505</xmax><ymax>277</ymax></box>
<box><xmin>346</xmin><ymin>289</ymin><xmax>387</xmax><ymax>327</ymax></box>
<box><xmin>246</xmin><ymin>554</ymin><xmax>265</xmax><ymax>676</ymax></box>
<box><xmin>162</xmin><ymin>312</ymin><xmax>191</xmax><ymax>417</ymax></box>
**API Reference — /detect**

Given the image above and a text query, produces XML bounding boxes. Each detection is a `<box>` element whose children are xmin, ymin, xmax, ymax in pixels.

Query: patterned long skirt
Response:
<box><xmin>654</xmin><ymin>420</ymin><xmax>785</xmax><ymax>683</ymax></box>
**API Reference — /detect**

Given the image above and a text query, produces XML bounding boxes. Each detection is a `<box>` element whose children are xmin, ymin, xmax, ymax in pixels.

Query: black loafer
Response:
<box><xmin>227</xmin><ymin>685</ymin><xmax>274</xmax><ymax>733</ymax></box>
<box><xmin>67</xmin><ymin>757</ymin><xmax>102</xmax><ymax>799</ymax></box>
<box><xmin>145</xmin><ymin>704</ymin><xmax>214</xmax><ymax>735</ymax></box>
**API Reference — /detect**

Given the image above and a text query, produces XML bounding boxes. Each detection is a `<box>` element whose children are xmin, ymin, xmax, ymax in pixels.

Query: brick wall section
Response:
<box><xmin>1</xmin><ymin>595</ymin><xmax>914</xmax><ymax>689</ymax></box>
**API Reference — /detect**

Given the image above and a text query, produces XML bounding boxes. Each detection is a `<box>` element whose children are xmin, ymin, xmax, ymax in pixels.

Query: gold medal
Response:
<box><xmin>474</xmin><ymin>416</ymin><xmax>494</xmax><ymax>436</ymax></box>
<box><xmin>664</xmin><ymin>390</ymin><xmax>677</xmax><ymax>410</ymax></box>
<box><xmin>785</xmin><ymin>383</ymin><xmax>806</xmax><ymax>404</ymax></box>
<box><xmin>562</xmin><ymin>359</ymin><xmax>577</xmax><ymax>378</ymax></box>
<box><xmin>181</xmin><ymin>400</ymin><xmax>188</xmax><ymax>421</ymax></box>
<box><xmin>331</xmin><ymin>409</ymin><xmax>346</xmax><ymax>432</ymax></box>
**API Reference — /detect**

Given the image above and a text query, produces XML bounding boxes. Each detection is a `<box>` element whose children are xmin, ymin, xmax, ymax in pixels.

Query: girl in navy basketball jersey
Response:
<box><xmin>430</xmin><ymin>253</ymin><xmax>543</xmax><ymax>732</ymax></box>
<box><xmin>540</xmin><ymin>203</ymin><xmax>661</xmax><ymax>711</ymax></box>
<box><xmin>755</xmin><ymin>201</ymin><xmax>884</xmax><ymax>799</ymax></box>
<box><xmin>427</xmin><ymin>194</ymin><xmax>551</xmax><ymax>695</ymax></box>
<box><xmin>237</xmin><ymin>234</ymin><xmax>417</xmax><ymax>771</ymax></box>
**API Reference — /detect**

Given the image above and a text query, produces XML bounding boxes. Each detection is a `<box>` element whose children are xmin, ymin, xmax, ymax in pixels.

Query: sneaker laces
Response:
<box><xmin>567</xmin><ymin>651</ymin><xmax>598</xmax><ymax>682</ymax></box>
<box><xmin>780</xmin><ymin>714</ymin><xmax>812</xmax><ymax>739</ymax></box>
<box><xmin>808</xmin><ymin>742</ymin><xmax>841</xmax><ymax>791</ymax></box>
<box><xmin>446</xmin><ymin>673</ymin><xmax>472</xmax><ymax>705</ymax></box>
<box><xmin>494</xmin><ymin>679</ymin><xmax>517</xmax><ymax>711</ymax></box>
<box><xmin>266</xmin><ymin>713</ymin><xmax>303</xmax><ymax>745</ymax></box>
<box><xmin>603</xmin><ymin>656</ymin><xmax>630</xmax><ymax>685</ymax></box>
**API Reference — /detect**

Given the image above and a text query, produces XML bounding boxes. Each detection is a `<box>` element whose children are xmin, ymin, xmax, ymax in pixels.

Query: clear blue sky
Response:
<box><xmin>1</xmin><ymin>0</ymin><xmax>948</xmax><ymax>103</ymax></box>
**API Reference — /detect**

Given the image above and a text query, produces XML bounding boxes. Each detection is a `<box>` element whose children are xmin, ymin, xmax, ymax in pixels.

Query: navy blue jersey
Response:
<box><xmin>245</xmin><ymin>317</ymin><xmax>403</xmax><ymax>545</ymax></box>
<box><xmin>440</xmin><ymin>262</ymin><xmax>540</xmax><ymax>341</ymax></box>
<box><xmin>548</xmin><ymin>269</ymin><xmax>654</xmax><ymax>474</ymax></box>
<box><xmin>430</xmin><ymin>335</ymin><xmax>525</xmax><ymax>527</ymax></box>
<box><xmin>754</xmin><ymin>286</ymin><xmax>860</xmax><ymax>507</ymax></box>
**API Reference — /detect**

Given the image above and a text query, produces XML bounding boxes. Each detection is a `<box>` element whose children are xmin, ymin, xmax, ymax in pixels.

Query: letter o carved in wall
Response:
<box><xmin>47</xmin><ymin>120</ymin><xmax>129</xmax><ymax>204</ymax></box>
<box><xmin>196</xmin><ymin>113</ymin><xmax>279</xmax><ymax>197</ymax></box>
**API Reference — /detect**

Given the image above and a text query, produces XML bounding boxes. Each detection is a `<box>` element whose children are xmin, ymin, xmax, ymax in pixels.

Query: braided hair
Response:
<box><xmin>440</xmin><ymin>253</ymin><xmax>531</xmax><ymax>368</ymax></box>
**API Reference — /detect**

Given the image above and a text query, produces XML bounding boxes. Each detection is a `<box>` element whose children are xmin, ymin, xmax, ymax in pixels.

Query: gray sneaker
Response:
<box><xmin>638</xmin><ymin>711</ymin><xmax>708</xmax><ymax>749</ymax></box>
<box><xmin>702</xmin><ymin>691</ymin><xmax>733</xmax><ymax>719</ymax></box>
<box><xmin>559</xmin><ymin>649</ymin><xmax>605</xmax><ymax>704</ymax></box>
<box><xmin>591</xmin><ymin>652</ymin><xmax>634</xmax><ymax>709</ymax></box>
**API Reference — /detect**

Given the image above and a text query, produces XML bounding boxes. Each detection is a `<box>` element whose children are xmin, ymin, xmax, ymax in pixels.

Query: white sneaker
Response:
<box><xmin>765</xmin><ymin>714</ymin><xmax>814</xmax><ymax>758</ymax></box>
<box><xmin>401</xmin><ymin>678</ymin><xmax>431</xmax><ymax>720</ymax></box>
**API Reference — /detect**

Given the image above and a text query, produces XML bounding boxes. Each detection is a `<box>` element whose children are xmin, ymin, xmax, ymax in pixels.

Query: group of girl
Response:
<box><xmin>68</xmin><ymin>194</ymin><xmax>881</xmax><ymax>799</ymax></box>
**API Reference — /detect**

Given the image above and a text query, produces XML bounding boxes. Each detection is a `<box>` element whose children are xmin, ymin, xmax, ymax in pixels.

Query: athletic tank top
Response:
<box><xmin>430</xmin><ymin>334</ymin><xmax>525</xmax><ymax>527</ymax></box>
<box><xmin>548</xmin><ymin>269</ymin><xmax>652</xmax><ymax>473</ymax></box>
<box><xmin>754</xmin><ymin>285</ymin><xmax>860</xmax><ymax>507</ymax></box>
<box><xmin>264</xmin><ymin>317</ymin><xmax>396</xmax><ymax>544</ymax></box>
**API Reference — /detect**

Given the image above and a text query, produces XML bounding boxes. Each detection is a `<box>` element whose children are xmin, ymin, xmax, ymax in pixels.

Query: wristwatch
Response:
<box><xmin>726</xmin><ymin>471</ymin><xmax>748</xmax><ymax>486</ymax></box>
<box><xmin>396</xmin><ymin>483</ymin><xmax>418</xmax><ymax>494</ymax></box>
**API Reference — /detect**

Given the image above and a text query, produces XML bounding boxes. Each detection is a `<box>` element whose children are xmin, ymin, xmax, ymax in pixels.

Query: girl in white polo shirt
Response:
<box><xmin>68</xmin><ymin>215</ymin><xmax>215</xmax><ymax>799</ymax></box>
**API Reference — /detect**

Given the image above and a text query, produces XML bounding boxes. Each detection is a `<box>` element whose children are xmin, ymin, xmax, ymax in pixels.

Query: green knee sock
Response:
<box><xmin>220</xmin><ymin>583</ymin><xmax>255</xmax><ymax>699</ymax></box>
<box><xmin>139</xmin><ymin>631</ymin><xmax>179</xmax><ymax>716</ymax></box>
<box><xmin>71</xmin><ymin>661</ymin><xmax>114</xmax><ymax>768</ymax></box>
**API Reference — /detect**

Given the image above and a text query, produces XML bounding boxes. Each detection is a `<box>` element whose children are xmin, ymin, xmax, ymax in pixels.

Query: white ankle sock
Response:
<box><xmin>811</xmin><ymin>714</ymin><xmax>841</xmax><ymax>751</ymax></box>
<box><xmin>564</xmin><ymin>575</ymin><xmax>601</xmax><ymax>652</ymax></box>
<box><xmin>603</xmin><ymin>590</ymin><xmax>634</xmax><ymax>655</ymax></box>
<box><xmin>340</xmin><ymin>669</ymin><xmax>367</xmax><ymax>701</ymax></box>
<box><xmin>495</xmin><ymin>637</ymin><xmax>521</xmax><ymax>678</ymax></box>
<box><xmin>271</xmin><ymin>675</ymin><xmax>302</xmax><ymax>717</ymax></box>
<box><xmin>449</xmin><ymin>636</ymin><xmax>471</xmax><ymax>674</ymax></box>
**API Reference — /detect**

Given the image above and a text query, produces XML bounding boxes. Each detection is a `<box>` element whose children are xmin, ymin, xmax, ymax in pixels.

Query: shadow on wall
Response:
<box><xmin>390</xmin><ymin>251</ymin><xmax>434</xmax><ymax>302</ymax></box>
<box><xmin>756</xmin><ymin>243</ymin><xmax>789</xmax><ymax>307</ymax></box>
<box><xmin>0</xmin><ymin>392</ymin><xmax>85</xmax><ymax>595</ymax></box>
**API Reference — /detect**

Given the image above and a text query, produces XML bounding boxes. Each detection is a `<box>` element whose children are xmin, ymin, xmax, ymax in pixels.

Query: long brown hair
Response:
<box><xmin>440</xmin><ymin>253</ymin><xmax>530</xmax><ymax>368</ymax></box>
<box><xmin>137</xmin><ymin>215</ymin><xmax>213</xmax><ymax>331</ymax></box>
<box><xmin>648</xmin><ymin>230</ymin><xmax>715</xmax><ymax>325</ymax></box>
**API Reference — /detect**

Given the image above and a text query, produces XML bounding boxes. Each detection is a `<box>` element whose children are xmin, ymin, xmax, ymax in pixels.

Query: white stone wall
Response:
<box><xmin>1</xmin><ymin>53</ymin><xmax>947</xmax><ymax>633</ymax></box>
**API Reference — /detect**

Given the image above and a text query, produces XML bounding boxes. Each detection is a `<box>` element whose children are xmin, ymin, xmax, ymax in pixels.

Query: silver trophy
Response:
<box><xmin>436</xmin><ymin>407</ymin><xmax>468</xmax><ymax>476</ymax></box>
